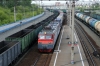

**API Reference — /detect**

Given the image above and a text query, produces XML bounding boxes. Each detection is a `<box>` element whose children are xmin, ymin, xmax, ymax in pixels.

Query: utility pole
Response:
<box><xmin>69</xmin><ymin>1</ymin><xmax>72</xmax><ymax>27</ymax></box>
<box><xmin>14</xmin><ymin>0</ymin><xmax>16</xmax><ymax>22</ymax></box>
<box><xmin>71</xmin><ymin>0</ymin><xmax>75</xmax><ymax>64</ymax></box>
<box><xmin>39</xmin><ymin>0</ymin><xmax>41</xmax><ymax>14</ymax></box>
<box><xmin>66</xmin><ymin>1</ymin><xmax>72</xmax><ymax>26</ymax></box>
<box><xmin>67</xmin><ymin>0</ymin><xmax>77</xmax><ymax>64</ymax></box>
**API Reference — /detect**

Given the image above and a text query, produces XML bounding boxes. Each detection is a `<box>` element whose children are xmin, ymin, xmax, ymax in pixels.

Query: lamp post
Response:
<box><xmin>66</xmin><ymin>1</ymin><xmax>72</xmax><ymax>27</ymax></box>
<box><xmin>66</xmin><ymin>0</ymin><xmax>78</xmax><ymax>64</ymax></box>
<box><xmin>67</xmin><ymin>1</ymin><xmax>72</xmax><ymax>27</ymax></box>
<box><xmin>71</xmin><ymin>0</ymin><xmax>75</xmax><ymax>64</ymax></box>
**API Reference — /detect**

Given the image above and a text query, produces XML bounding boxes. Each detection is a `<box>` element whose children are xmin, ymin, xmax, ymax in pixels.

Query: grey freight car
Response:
<box><xmin>0</xmin><ymin>41</ymin><xmax>21</xmax><ymax>66</ymax></box>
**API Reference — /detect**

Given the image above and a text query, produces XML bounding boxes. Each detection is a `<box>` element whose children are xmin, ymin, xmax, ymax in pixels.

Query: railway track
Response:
<box><xmin>15</xmin><ymin>42</ymin><xmax>40</xmax><ymax>66</ymax></box>
<box><xmin>15</xmin><ymin>42</ymin><xmax>52</xmax><ymax>66</ymax></box>
<box><xmin>33</xmin><ymin>54</ymin><xmax>52</xmax><ymax>66</ymax></box>
<box><xmin>75</xmin><ymin>21</ymin><xmax>100</xmax><ymax>66</ymax></box>
<box><xmin>75</xmin><ymin>17</ymin><xmax>100</xmax><ymax>37</ymax></box>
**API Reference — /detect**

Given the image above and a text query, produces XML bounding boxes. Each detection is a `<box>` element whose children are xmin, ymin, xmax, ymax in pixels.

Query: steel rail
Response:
<box><xmin>75</xmin><ymin>21</ymin><xmax>96</xmax><ymax>66</ymax></box>
<box><xmin>33</xmin><ymin>54</ymin><xmax>50</xmax><ymax>66</ymax></box>
<box><xmin>32</xmin><ymin>54</ymin><xmax>41</xmax><ymax>66</ymax></box>
<box><xmin>76</xmin><ymin>22</ymin><xmax>96</xmax><ymax>51</ymax></box>
<box><xmin>43</xmin><ymin>54</ymin><xmax>50</xmax><ymax>66</ymax></box>
<box><xmin>75</xmin><ymin>17</ymin><xmax>100</xmax><ymax>37</ymax></box>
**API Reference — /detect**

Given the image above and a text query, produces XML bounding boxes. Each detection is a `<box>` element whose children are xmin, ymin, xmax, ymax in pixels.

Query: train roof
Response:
<box><xmin>55</xmin><ymin>14</ymin><xmax>63</xmax><ymax>20</ymax></box>
<box><xmin>7</xmin><ymin>29</ymin><xmax>32</xmax><ymax>38</ymax></box>
<box><xmin>39</xmin><ymin>21</ymin><xmax>59</xmax><ymax>34</ymax></box>
<box><xmin>39</xmin><ymin>20</ymin><xmax>59</xmax><ymax>34</ymax></box>
<box><xmin>39</xmin><ymin>30</ymin><xmax>55</xmax><ymax>35</ymax></box>
<box><xmin>0</xmin><ymin>41</ymin><xmax>19</xmax><ymax>54</ymax></box>
<box><xmin>39</xmin><ymin>26</ymin><xmax>55</xmax><ymax>34</ymax></box>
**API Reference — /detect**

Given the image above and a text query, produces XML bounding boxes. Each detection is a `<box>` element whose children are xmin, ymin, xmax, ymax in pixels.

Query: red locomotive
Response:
<box><xmin>38</xmin><ymin>12</ymin><xmax>63</xmax><ymax>52</ymax></box>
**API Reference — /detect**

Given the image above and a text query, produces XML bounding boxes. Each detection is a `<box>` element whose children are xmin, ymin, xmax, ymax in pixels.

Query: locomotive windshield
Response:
<box><xmin>39</xmin><ymin>35</ymin><xmax>52</xmax><ymax>39</ymax></box>
<box><xmin>39</xmin><ymin>35</ymin><xmax>45</xmax><ymax>39</ymax></box>
<box><xmin>45</xmin><ymin>35</ymin><xmax>52</xmax><ymax>39</ymax></box>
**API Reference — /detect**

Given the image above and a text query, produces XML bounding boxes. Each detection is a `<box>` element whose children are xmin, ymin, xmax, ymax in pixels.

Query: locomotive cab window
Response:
<box><xmin>45</xmin><ymin>35</ymin><xmax>52</xmax><ymax>39</ymax></box>
<box><xmin>39</xmin><ymin>35</ymin><xmax>45</xmax><ymax>39</ymax></box>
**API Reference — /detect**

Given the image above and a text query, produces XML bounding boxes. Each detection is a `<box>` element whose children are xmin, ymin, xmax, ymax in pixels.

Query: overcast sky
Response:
<box><xmin>31</xmin><ymin>0</ymin><xmax>100</xmax><ymax>5</ymax></box>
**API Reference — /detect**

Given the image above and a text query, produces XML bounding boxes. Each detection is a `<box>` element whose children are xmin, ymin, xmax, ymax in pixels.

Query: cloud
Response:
<box><xmin>31</xmin><ymin>0</ymin><xmax>100</xmax><ymax>6</ymax></box>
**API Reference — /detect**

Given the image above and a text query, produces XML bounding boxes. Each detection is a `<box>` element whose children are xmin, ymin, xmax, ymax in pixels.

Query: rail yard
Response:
<box><xmin>0</xmin><ymin>0</ymin><xmax>100</xmax><ymax>66</ymax></box>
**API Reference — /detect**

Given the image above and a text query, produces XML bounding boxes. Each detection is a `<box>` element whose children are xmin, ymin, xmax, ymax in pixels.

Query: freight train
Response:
<box><xmin>38</xmin><ymin>12</ymin><xmax>64</xmax><ymax>52</ymax></box>
<box><xmin>0</xmin><ymin>11</ymin><xmax>59</xmax><ymax>66</ymax></box>
<box><xmin>75</xmin><ymin>13</ymin><xmax>100</xmax><ymax>35</ymax></box>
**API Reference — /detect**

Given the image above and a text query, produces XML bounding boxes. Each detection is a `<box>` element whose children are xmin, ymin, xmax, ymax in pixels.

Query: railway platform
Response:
<box><xmin>49</xmin><ymin>25</ymin><xmax>89</xmax><ymax>66</ymax></box>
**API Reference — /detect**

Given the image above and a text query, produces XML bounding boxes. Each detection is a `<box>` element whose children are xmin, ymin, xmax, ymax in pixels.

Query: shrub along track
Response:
<box><xmin>75</xmin><ymin>20</ymin><xmax>100</xmax><ymax>66</ymax></box>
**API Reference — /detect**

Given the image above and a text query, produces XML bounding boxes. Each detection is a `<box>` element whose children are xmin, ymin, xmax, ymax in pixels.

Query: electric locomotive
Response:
<box><xmin>38</xmin><ymin>12</ymin><xmax>63</xmax><ymax>52</ymax></box>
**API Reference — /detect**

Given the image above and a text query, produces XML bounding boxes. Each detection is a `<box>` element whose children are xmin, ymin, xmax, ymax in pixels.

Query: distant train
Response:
<box><xmin>38</xmin><ymin>12</ymin><xmax>64</xmax><ymax>52</ymax></box>
<box><xmin>75</xmin><ymin>13</ymin><xmax>100</xmax><ymax>33</ymax></box>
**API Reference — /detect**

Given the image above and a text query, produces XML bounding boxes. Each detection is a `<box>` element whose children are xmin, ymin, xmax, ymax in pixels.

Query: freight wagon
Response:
<box><xmin>6</xmin><ymin>29</ymin><xmax>34</xmax><ymax>52</ymax></box>
<box><xmin>0</xmin><ymin>41</ymin><xmax>21</xmax><ymax>66</ymax></box>
<box><xmin>75</xmin><ymin>13</ymin><xmax>100</xmax><ymax>36</ymax></box>
<box><xmin>91</xmin><ymin>14</ymin><xmax>100</xmax><ymax>20</ymax></box>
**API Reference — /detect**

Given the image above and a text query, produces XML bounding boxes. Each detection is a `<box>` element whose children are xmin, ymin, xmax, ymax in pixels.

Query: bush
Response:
<box><xmin>0</xmin><ymin>5</ymin><xmax>44</xmax><ymax>26</ymax></box>
<box><xmin>16</xmin><ymin>13</ymin><xmax>23</xmax><ymax>20</ymax></box>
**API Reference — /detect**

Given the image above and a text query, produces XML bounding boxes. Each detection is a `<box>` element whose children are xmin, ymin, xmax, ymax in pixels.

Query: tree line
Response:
<box><xmin>0</xmin><ymin>0</ymin><xmax>43</xmax><ymax>26</ymax></box>
<box><xmin>77</xmin><ymin>3</ymin><xmax>100</xmax><ymax>12</ymax></box>
<box><xmin>0</xmin><ymin>0</ymin><xmax>31</xmax><ymax>8</ymax></box>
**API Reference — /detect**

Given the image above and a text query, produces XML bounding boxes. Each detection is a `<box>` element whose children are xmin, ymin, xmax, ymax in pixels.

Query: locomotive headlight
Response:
<box><xmin>45</xmin><ymin>32</ymin><xmax>46</xmax><ymax>34</ymax></box>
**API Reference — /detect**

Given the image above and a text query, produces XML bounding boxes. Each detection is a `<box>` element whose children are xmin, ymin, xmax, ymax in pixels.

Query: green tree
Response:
<box><xmin>0</xmin><ymin>1</ymin><xmax>44</xmax><ymax>26</ymax></box>
<box><xmin>0</xmin><ymin>10</ymin><xmax>8</xmax><ymax>21</ymax></box>
<box><xmin>92</xmin><ymin>3</ymin><xmax>100</xmax><ymax>9</ymax></box>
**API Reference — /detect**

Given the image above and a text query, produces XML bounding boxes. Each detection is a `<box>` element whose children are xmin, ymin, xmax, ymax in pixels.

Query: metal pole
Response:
<box><xmin>14</xmin><ymin>0</ymin><xmax>16</xmax><ymax>22</ymax></box>
<box><xmin>71</xmin><ymin>0</ymin><xmax>75</xmax><ymax>64</ymax></box>
<box><xmin>33</xmin><ymin>6</ymin><xmax>34</xmax><ymax>16</ymax></box>
<box><xmin>39</xmin><ymin>0</ymin><xmax>41</xmax><ymax>14</ymax></box>
<box><xmin>69</xmin><ymin>1</ymin><xmax>72</xmax><ymax>27</ymax></box>
<box><xmin>66</xmin><ymin>1</ymin><xmax>71</xmax><ymax>26</ymax></box>
<box><xmin>14</xmin><ymin>6</ymin><xmax>16</xmax><ymax>22</ymax></box>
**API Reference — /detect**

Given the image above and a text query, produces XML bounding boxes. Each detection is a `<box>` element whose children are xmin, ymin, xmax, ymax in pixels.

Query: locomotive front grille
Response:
<box><xmin>42</xmin><ymin>45</ymin><xmax>47</xmax><ymax>49</ymax></box>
